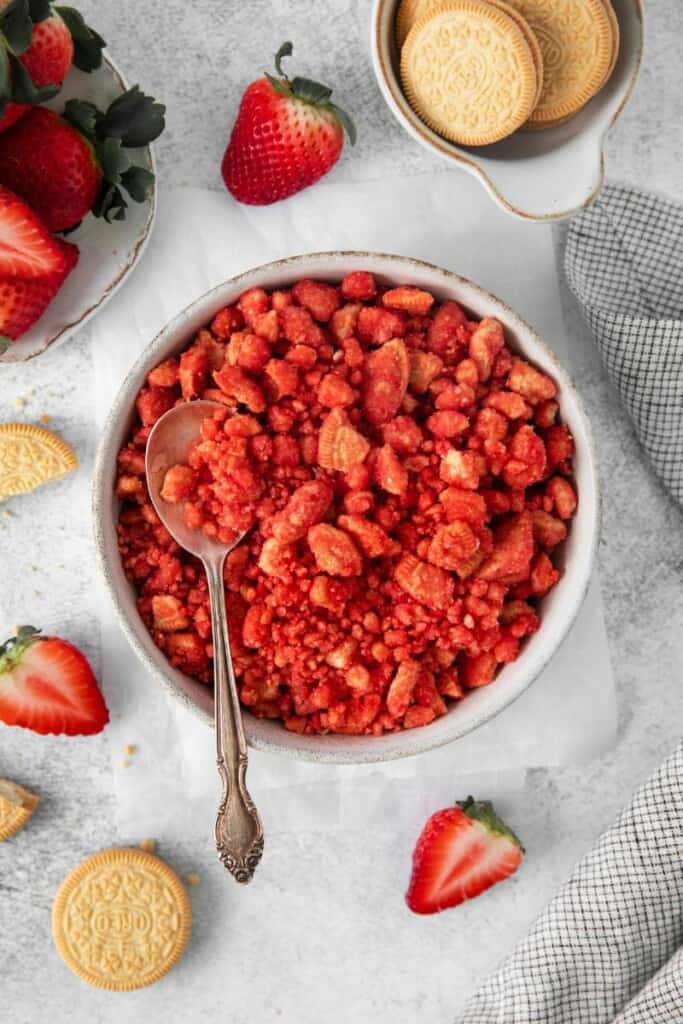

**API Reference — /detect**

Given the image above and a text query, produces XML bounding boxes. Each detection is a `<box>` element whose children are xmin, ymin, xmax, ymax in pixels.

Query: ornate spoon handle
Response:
<box><xmin>205</xmin><ymin>556</ymin><xmax>264</xmax><ymax>883</ymax></box>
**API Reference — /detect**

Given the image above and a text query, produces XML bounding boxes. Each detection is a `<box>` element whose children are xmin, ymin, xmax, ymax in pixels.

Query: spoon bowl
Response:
<box><xmin>145</xmin><ymin>400</ymin><xmax>233</xmax><ymax>559</ymax></box>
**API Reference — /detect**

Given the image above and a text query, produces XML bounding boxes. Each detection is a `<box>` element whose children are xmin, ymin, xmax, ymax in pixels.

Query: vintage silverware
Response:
<box><xmin>146</xmin><ymin>400</ymin><xmax>263</xmax><ymax>883</ymax></box>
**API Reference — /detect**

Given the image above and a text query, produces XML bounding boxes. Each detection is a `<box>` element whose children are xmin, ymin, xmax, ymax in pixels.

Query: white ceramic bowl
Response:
<box><xmin>0</xmin><ymin>55</ymin><xmax>156</xmax><ymax>364</ymax></box>
<box><xmin>372</xmin><ymin>0</ymin><xmax>644</xmax><ymax>221</ymax></box>
<box><xmin>93</xmin><ymin>252</ymin><xmax>599</xmax><ymax>764</ymax></box>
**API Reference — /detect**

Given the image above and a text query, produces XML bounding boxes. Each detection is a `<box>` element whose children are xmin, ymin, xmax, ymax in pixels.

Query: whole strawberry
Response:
<box><xmin>0</xmin><ymin>85</ymin><xmax>165</xmax><ymax>231</ymax></box>
<box><xmin>0</xmin><ymin>1</ymin><xmax>104</xmax><ymax>132</ymax></box>
<box><xmin>222</xmin><ymin>42</ymin><xmax>356</xmax><ymax>206</ymax></box>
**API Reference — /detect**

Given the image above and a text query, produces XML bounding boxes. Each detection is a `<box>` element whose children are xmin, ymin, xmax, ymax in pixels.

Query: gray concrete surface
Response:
<box><xmin>1</xmin><ymin>2</ymin><xmax>682</xmax><ymax>1022</ymax></box>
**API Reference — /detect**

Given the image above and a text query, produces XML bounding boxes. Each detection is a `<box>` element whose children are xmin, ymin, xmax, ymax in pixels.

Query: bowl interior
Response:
<box><xmin>372</xmin><ymin>0</ymin><xmax>644</xmax><ymax>220</ymax></box>
<box><xmin>94</xmin><ymin>252</ymin><xmax>598</xmax><ymax>764</ymax></box>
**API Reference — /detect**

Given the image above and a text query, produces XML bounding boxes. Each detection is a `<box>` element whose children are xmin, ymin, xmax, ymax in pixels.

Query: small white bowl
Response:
<box><xmin>372</xmin><ymin>0</ymin><xmax>644</xmax><ymax>221</ymax></box>
<box><xmin>0</xmin><ymin>54</ymin><xmax>156</xmax><ymax>364</ymax></box>
<box><xmin>93</xmin><ymin>252</ymin><xmax>599</xmax><ymax>764</ymax></box>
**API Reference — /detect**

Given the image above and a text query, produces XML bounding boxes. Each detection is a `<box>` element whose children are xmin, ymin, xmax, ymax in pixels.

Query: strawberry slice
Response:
<box><xmin>0</xmin><ymin>239</ymin><xmax>79</xmax><ymax>341</ymax></box>
<box><xmin>0</xmin><ymin>626</ymin><xmax>108</xmax><ymax>736</ymax></box>
<box><xmin>0</xmin><ymin>186</ymin><xmax>75</xmax><ymax>279</ymax></box>
<box><xmin>406</xmin><ymin>797</ymin><xmax>524</xmax><ymax>914</ymax></box>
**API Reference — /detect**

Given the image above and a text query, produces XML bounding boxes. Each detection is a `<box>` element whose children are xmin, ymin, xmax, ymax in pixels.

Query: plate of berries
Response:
<box><xmin>94</xmin><ymin>252</ymin><xmax>600</xmax><ymax>764</ymax></box>
<box><xmin>0</xmin><ymin>2</ymin><xmax>165</xmax><ymax>363</ymax></box>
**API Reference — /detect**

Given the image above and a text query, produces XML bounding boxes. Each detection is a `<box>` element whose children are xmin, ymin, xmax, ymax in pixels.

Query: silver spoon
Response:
<box><xmin>145</xmin><ymin>399</ymin><xmax>264</xmax><ymax>884</ymax></box>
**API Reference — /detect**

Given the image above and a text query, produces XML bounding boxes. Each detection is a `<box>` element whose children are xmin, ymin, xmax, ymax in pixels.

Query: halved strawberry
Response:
<box><xmin>0</xmin><ymin>249</ymin><xmax>78</xmax><ymax>340</ymax></box>
<box><xmin>406</xmin><ymin>797</ymin><xmax>524</xmax><ymax>914</ymax></box>
<box><xmin>0</xmin><ymin>186</ymin><xmax>78</xmax><ymax>346</ymax></box>
<box><xmin>0</xmin><ymin>184</ymin><xmax>76</xmax><ymax>279</ymax></box>
<box><xmin>0</xmin><ymin>626</ymin><xmax>108</xmax><ymax>736</ymax></box>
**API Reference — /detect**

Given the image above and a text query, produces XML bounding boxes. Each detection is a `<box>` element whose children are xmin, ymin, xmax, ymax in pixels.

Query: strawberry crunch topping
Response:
<box><xmin>116</xmin><ymin>272</ymin><xmax>577</xmax><ymax>736</ymax></box>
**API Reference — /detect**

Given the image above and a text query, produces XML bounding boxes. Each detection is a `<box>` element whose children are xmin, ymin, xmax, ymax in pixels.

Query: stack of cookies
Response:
<box><xmin>397</xmin><ymin>0</ymin><xmax>620</xmax><ymax>147</ymax></box>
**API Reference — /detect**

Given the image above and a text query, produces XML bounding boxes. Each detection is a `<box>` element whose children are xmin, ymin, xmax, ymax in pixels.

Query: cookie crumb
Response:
<box><xmin>0</xmin><ymin>778</ymin><xmax>40</xmax><ymax>840</ymax></box>
<box><xmin>186</xmin><ymin>872</ymin><xmax>201</xmax><ymax>888</ymax></box>
<box><xmin>40</xmin><ymin>414</ymin><xmax>52</xmax><ymax>425</ymax></box>
<box><xmin>14</xmin><ymin>397</ymin><xmax>26</xmax><ymax>410</ymax></box>
<box><xmin>125</xmin><ymin>744</ymin><xmax>136</xmax><ymax>756</ymax></box>
<box><xmin>121</xmin><ymin>759</ymin><xmax>130</xmax><ymax>769</ymax></box>
<box><xmin>139</xmin><ymin>838</ymin><xmax>156</xmax><ymax>853</ymax></box>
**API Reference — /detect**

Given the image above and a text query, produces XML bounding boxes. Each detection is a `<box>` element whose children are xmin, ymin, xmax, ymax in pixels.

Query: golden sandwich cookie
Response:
<box><xmin>522</xmin><ymin>0</ymin><xmax>619</xmax><ymax>133</ymax></box>
<box><xmin>52</xmin><ymin>847</ymin><xmax>191</xmax><ymax>991</ymax></box>
<box><xmin>504</xmin><ymin>0</ymin><xmax>615</xmax><ymax>126</ymax></box>
<box><xmin>0</xmin><ymin>422</ymin><xmax>77</xmax><ymax>502</ymax></box>
<box><xmin>485</xmin><ymin>0</ymin><xmax>545</xmax><ymax>109</ymax></box>
<box><xmin>396</xmin><ymin>0</ymin><xmax>544</xmax><ymax>111</ymax></box>
<box><xmin>395</xmin><ymin>0</ymin><xmax>430</xmax><ymax>48</ymax></box>
<box><xmin>598</xmin><ymin>0</ymin><xmax>620</xmax><ymax>91</ymax></box>
<box><xmin>401</xmin><ymin>0</ymin><xmax>539</xmax><ymax>147</ymax></box>
<box><xmin>520</xmin><ymin>0</ymin><xmax>620</xmax><ymax>130</ymax></box>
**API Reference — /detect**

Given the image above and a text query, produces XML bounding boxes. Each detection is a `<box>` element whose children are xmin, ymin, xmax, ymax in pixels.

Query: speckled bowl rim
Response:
<box><xmin>1</xmin><ymin>53</ymin><xmax>157</xmax><ymax>364</ymax></box>
<box><xmin>93</xmin><ymin>251</ymin><xmax>600</xmax><ymax>765</ymax></box>
<box><xmin>371</xmin><ymin>0</ymin><xmax>645</xmax><ymax>222</ymax></box>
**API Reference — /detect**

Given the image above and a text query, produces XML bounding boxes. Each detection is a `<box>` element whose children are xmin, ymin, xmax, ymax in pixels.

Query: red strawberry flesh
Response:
<box><xmin>20</xmin><ymin>12</ymin><xmax>75</xmax><ymax>87</ymax></box>
<box><xmin>406</xmin><ymin>798</ymin><xmax>524</xmax><ymax>914</ymax></box>
<box><xmin>0</xmin><ymin>237</ymin><xmax>78</xmax><ymax>339</ymax></box>
<box><xmin>0</xmin><ymin>184</ymin><xmax>76</xmax><ymax>279</ymax></box>
<box><xmin>0</xmin><ymin>627</ymin><xmax>108</xmax><ymax>736</ymax></box>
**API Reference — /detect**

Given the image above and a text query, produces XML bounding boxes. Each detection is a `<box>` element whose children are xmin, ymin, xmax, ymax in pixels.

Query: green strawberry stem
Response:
<box><xmin>265</xmin><ymin>41</ymin><xmax>356</xmax><ymax>146</ymax></box>
<box><xmin>27</xmin><ymin>0</ymin><xmax>50</xmax><ymax>21</ymax></box>
<box><xmin>53</xmin><ymin>5</ymin><xmax>105</xmax><ymax>72</ymax></box>
<box><xmin>458</xmin><ymin>796</ymin><xmax>526</xmax><ymax>852</ymax></box>
<box><xmin>0</xmin><ymin>625</ymin><xmax>41</xmax><ymax>673</ymax></box>
<box><xmin>0</xmin><ymin>336</ymin><xmax>10</xmax><ymax>354</ymax></box>
<box><xmin>63</xmin><ymin>85</ymin><xmax>165</xmax><ymax>223</ymax></box>
<box><xmin>0</xmin><ymin>0</ymin><xmax>33</xmax><ymax>57</ymax></box>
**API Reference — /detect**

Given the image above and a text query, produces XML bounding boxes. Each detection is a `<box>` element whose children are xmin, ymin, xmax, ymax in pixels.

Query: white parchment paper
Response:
<box><xmin>91</xmin><ymin>176</ymin><xmax>616</xmax><ymax>841</ymax></box>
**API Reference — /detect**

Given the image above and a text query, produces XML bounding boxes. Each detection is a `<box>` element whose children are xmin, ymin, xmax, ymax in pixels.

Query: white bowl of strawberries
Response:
<box><xmin>0</xmin><ymin>2</ymin><xmax>164</xmax><ymax>363</ymax></box>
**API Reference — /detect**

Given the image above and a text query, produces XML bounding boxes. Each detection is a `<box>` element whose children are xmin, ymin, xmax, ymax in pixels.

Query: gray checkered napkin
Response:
<box><xmin>457</xmin><ymin>742</ymin><xmax>683</xmax><ymax>1022</ymax></box>
<box><xmin>565</xmin><ymin>183</ymin><xmax>683</xmax><ymax>506</ymax></box>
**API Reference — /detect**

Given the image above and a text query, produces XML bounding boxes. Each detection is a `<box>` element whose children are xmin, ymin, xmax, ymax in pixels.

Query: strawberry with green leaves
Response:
<box><xmin>0</xmin><ymin>626</ymin><xmax>108</xmax><ymax>735</ymax></box>
<box><xmin>0</xmin><ymin>184</ymin><xmax>78</xmax><ymax>349</ymax></box>
<box><xmin>406</xmin><ymin>797</ymin><xmax>525</xmax><ymax>914</ymax></box>
<box><xmin>222</xmin><ymin>42</ymin><xmax>356</xmax><ymax>206</ymax></box>
<box><xmin>0</xmin><ymin>0</ymin><xmax>104</xmax><ymax>132</ymax></box>
<box><xmin>0</xmin><ymin>85</ymin><xmax>165</xmax><ymax>231</ymax></box>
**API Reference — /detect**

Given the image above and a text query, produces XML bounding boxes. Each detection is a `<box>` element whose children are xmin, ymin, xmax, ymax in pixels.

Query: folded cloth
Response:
<box><xmin>565</xmin><ymin>184</ymin><xmax>683</xmax><ymax>506</ymax></box>
<box><xmin>457</xmin><ymin>742</ymin><xmax>683</xmax><ymax>1023</ymax></box>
